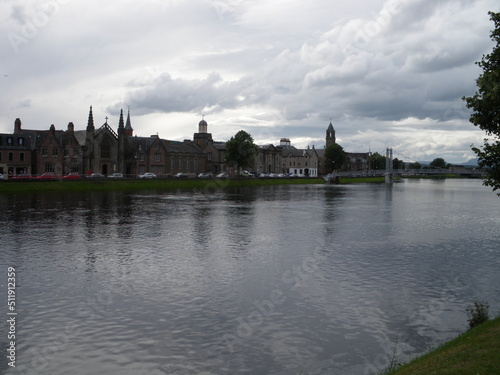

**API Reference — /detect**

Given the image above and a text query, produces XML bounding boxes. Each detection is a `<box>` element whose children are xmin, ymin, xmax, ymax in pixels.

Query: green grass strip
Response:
<box><xmin>386</xmin><ymin>317</ymin><xmax>500</xmax><ymax>375</ymax></box>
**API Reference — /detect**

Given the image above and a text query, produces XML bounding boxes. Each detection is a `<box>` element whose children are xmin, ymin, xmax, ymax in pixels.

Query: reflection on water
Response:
<box><xmin>1</xmin><ymin>179</ymin><xmax>499</xmax><ymax>375</ymax></box>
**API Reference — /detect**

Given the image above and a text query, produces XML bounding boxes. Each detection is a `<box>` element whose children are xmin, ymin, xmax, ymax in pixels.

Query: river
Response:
<box><xmin>1</xmin><ymin>178</ymin><xmax>499</xmax><ymax>375</ymax></box>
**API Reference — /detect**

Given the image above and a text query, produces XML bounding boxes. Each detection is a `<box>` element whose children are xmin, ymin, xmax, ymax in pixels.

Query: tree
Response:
<box><xmin>393</xmin><ymin>157</ymin><xmax>405</xmax><ymax>170</ymax></box>
<box><xmin>430</xmin><ymin>157</ymin><xmax>447</xmax><ymax>169</ymax></box>
<box><xmin>225</xmin><ymin>130</ymin><xmax>258</xmax><ymax>176</ymax></box>
<box><xmin>368</xmin><ymin>152</ymin><xmax>386</xmax><ymax>170</ymax></box>
<box><xmin>409</xmin><ymin>162</ymin><xmax>422</xmax><ymax>169</ymax></box>
<box><xmin>324</xmin><ymin>143</ymin><xmax>346</xmax><ymax>172</ymax></box>
<box><xmin>463</xmin><ymin>12</ymin><xmax>500</xmax><ymax>192</ymax></box>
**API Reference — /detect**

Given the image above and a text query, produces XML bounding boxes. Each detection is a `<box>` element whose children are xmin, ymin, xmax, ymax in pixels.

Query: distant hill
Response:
<box><xmin>416</xmin><ymin>159</ymin><xmax>479</xmax><ymax>167</ymax></box>
<box><xmin>462</xmin><ymin>158</ymin><xmax>479</xmax><ymax>166</ymax></box>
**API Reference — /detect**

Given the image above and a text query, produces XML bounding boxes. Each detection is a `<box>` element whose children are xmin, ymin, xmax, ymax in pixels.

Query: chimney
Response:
<box><xmin>67</xmin><ymin>122</ymin><xmax>74</xmax><ymax>134</ymax></box>
<box><xmin>14</xmin><ymin>118</ymin><xmax>21</xmax><ymax>133</ymax></box>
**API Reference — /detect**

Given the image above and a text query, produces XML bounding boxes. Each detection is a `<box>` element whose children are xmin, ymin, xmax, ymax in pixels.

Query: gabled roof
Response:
<box><xmin>95</xmin><ymin>123</ymin><xmax>118</xmax><ymax>139</ymax></box>
<box><xmin>161</xmin><ymin>140</ymin><xmax>205</xmax><ymax>154</ymax></box>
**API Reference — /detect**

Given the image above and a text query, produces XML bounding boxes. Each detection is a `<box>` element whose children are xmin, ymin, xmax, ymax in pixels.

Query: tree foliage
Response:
<box><xmin>409</xmin><ymin>161</ymin><xmax>422</xmax><ymax>169</ymax></box>
<box><xmin>368</xmin><ymin>152</ymin><xmax>386</xmax><ymax>170</ymax></box>
<box><xmin>225</xmin><ymin>130</ymin><xmax>258</xmax><ymax>175</ymax></box>
<box><xmin>430</xmin><ymin>157</ymin><xmax>447</xmax><ymax>169</ymax></box>
<box><xmin>463</xmin><ymin>11</ymin><xmax>500</xmax><ymax>192</ymax></box>
<box><xmin>324</xmin><ymin>143</ymin><xmax>346</xmax><ymax>172</ymax></box>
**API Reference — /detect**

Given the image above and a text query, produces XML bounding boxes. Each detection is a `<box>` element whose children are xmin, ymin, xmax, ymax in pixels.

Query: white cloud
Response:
<box><xmin>0</xmin><ymin>0</ymin><xmax>497</xmax><ymax>163</ymax></box>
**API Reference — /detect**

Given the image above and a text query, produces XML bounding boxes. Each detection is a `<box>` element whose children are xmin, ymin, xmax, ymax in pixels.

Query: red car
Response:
<box><xmin>36</xmin><ymin>173</ymin><xmax>57</xmax><ymax>181</ymax></box>
<box><xmin>62</xmin><ymin>172</ymin><xmax>81</xmax><ymax>180</ymax></box>
<box><xmin>12</xmin><ymin>174</ymin><xmax>33</xmax><ymax>180</ymax></box>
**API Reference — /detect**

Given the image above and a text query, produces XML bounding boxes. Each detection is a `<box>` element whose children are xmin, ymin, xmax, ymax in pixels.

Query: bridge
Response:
<box><xmin>323</xmin><ymin>148</ymin><xmax>483</xmax><ymax>183</ymax></box>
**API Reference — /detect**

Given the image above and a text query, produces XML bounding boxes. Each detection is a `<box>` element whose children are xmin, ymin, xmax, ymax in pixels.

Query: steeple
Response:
<box><xmin>326</xmin><ymin>121</ymin><xmax>336</xmax><ymax>147</ymax></box>
<box><xmin>124</xmin><ymin>108</ymin><xmax>133</xmax><ymax>136</ymax></box>
<box><xmin>118</xmin><ymin>109</ymin><xmax>124</xmax><ymax>134</ymax></box>
<box><xmin>87</xmin><ymin>106</ymin><xmax>95</xmax><ymax>132</ymax></box>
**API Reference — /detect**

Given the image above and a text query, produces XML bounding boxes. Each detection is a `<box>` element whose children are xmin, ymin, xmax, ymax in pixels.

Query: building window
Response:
<box><xmin>53</xmin><ymin>148</ymin><xmax>59</xmax><ymax>158</ymax></box>
<box><xmin>64</xmin><ymin>149</ymin><xmax>69</xmax><ymax>158</ymax></box>
<box><xmin>207</xmin><ymin>153</ymin><xmax>212</xmax><ymax>161</ymax></box>
<box><xmin>45</xmin><ymin>163</ymin><xmax>54</xmax><ymax>172</ymax></box>
<box><xmin>0</xmin><ymin>152</ymin><xmax>2</xmax><ymax>161</ymax></box>
<box><xmin>139</xmin><ymin>165</ymin><xmax>145</xmax><ymax>174</ymax></box>
<box><xmin>305</xmin><ymin>162</ymin><xmax>308</xmax><ymax>167</ymax></box>
<box><xmin>155</xmin><ymin>143</ymin><xmax>160</xmax><ymax>151</ymax></box>
<box><xmin>73</xmin><ymin>149</ymin><xmax>78</xmax><ymax>158</ymax></box>
<box><xmin>7</xmin><ymin>137</ymin><xmax>13</xmax><ymax>146</ymax></box>
<box><xmin>101</xmin><ymin>141</ymin><xmax>110</xmax><ymax>158</ymax></box>
<box><xmin>71</xmin><ymin>164</ymin><xmax>80</xmax><ymax>173</ymax></box>
<box><xmin>0</xmin><ymin>137</ymin><xmax>2</xmax><ymax>146</ymax></box>
<box><xmin>18</xmin><ymin>137</ymin><xmax>24</xmax><ymax>146</ymax></box>
<box><xmin>42</xmin><ymin>148</ymin><xmax>48</xmax><ymax>158</ymax></box>
<box><xmin>194</xmin><ymin>158</ymin><xmax>197</xmax><ymax>171</ymax></box>
<box><xmin>170</xmin><ymin>158</ymin><xmax>174</xmax><ymax>171</ymax></box>
<box><xmin>178</xmin><ymin>158</ymin><xmax>182</xmax><ymax>170</ymax></box>
<box><xmin>9</xmin><ymin>152</ymin><xmax>13</xmax><ymax>161</ymax></box>
<box><xmin>154</xmin><ymin>153</ymin><xmax>161</xmax><ymax>163</ymax></box>
<box><xmin>20</xmin><ymin>153</ymin><xmax>24</xmax><ymax>162</ymax></box>
<box><xmin>186</xmin><ymin>158</ymin><xmax>190</xmax><ymax>171</ymax></box>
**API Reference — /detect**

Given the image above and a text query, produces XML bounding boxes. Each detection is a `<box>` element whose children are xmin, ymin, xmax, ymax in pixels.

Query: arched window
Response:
<box><xmin>101</xmin><ymin>139</ymin><xmax>110</xmax><ymax>158</ymax></box>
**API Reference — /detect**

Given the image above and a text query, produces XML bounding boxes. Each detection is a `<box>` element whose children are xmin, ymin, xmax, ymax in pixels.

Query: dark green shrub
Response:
<box><xmin>466</xmin><ymin>301</ymin><xmax>490</xmax><ymax>330</ymax></box>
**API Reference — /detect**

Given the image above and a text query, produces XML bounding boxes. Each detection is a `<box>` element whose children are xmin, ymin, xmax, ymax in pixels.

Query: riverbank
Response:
<box><xmin>0</xmin><ymin>177</ymin><xmax>326</xmax><ymax>193</ymax></box>
<box><xmin>387</xmin><ymin>316</ymin><xmax>500</xmax><ymax>375</ymax></box>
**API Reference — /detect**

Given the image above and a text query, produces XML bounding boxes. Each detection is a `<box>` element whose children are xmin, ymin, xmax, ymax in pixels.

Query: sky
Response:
<box><xmin>0</xmin><ymin>0</ymin><xmax>498</xmax><ymax>163</ymax></box>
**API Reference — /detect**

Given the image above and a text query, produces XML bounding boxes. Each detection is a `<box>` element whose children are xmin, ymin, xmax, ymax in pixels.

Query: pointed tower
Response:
<box><xmin>124</xmin><ymin>108</ymin><xmax>133</xmax><ymax>136</ymax></box>
<box><xmin>87</xmin><ymin>106</ymin><xmax>95</xmax><ymax>131</ymax></box>
<box><xmin>326</xmin><ymin>121</ymin><xmax>336</xmax><ymax>148</ymax></box>
<box><xmin>85</xmin><ymin>106</ymin><xmax>95</xmax><ymax>173</ymax></box>
<box><xmin>118</xmin><ymin>109</ymin><xmax>125</xmax><ymax>135</ymax></box>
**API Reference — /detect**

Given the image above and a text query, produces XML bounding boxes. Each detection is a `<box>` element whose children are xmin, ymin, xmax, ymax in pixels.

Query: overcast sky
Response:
<box><xmin>1</xmin><ymin>0</ymin><xmax>497</xmax><ymax>162</ymax></box>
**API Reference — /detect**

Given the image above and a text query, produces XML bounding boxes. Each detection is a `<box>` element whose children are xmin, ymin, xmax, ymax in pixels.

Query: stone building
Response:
<box><xmin>0</xmin><ymin>118</ymin><xmax>83</xmax><ymax>178</ymax></box>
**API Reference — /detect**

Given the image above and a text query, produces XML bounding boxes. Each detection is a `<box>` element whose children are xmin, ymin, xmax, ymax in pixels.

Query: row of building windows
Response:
<box><xmin>137</xmin><ymin>157</ymin><xmax>200</xmax><ymax>175</ymax></box>
<box><xmin>0</xmin><ymin>137</ymin><xmax>25</xmax><ymax>147</ymax></box>
<box><xmin>44</xmin><ymin>164</ymin><xmax>81</xmax><ymax>173</ymax></box>
<box><xmin>42</xmin><ymin>148</ymin><xmax>79</xmax><ymax>158</ymax></box>
<box><xmin>0</xmin><ymin>151</ymin><xmax>25</xmax><ymax>162</ymax></box>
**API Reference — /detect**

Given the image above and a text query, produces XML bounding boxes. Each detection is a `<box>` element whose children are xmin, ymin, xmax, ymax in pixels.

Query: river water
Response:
<box><xmin>1</xmin><ymin>179</ymin><xmax>499</xmax><ymax>375</ymax></box>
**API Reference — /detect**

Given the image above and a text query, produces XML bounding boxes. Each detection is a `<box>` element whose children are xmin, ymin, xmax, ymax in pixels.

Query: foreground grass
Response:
<box><xmin>386</xmin><ymin>317</ymin><xmax>500</xmax><ymax>375</ymax></box>
<box><xmin>0</xmin><ymin>177</ymin><xmax>326</xmax><ymax>194</ymax></box>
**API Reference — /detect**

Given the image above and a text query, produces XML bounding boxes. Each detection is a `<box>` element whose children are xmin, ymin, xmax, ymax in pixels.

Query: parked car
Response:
<box><xmin>12</xmin><ymin>174</ymin><xmax>33</xmax><ymax>180</ymax></box>
<box><xmin>90</xmin><ymin>173</ymin><xmax>105</xmax><ymax>178</ymax></box>
<box><xmin>216</xmin><ymin>172</ymin><xmax>229</xmax><ymax>178</ymax></box>
<box><xmin>175</xmin><ymin>173</ymin><xmax>188</xmax><ymax>178</ymax></box>
<box><xmin>108</xmin><ymin>173</ymin><xmax>123</xmax><ymax>179</ymax></box>
<box><xmin>36</xmin><ymin>172</ymin><xmax>57</xmax><ymax>181</ymax></box>
<box><xmin>197</xmin><ymin>173</ymin><xmax>211</xmax><ymax>178</ymax></box>
<box><xmin>240</xmin><ymin>170</ymin><xmax>253</xmax><ymax>177</ymax></box>
<box><xmin>138</xmin><ymin>172</ymin><xmax>156</xmax><ymax>179</ymax></box>
<box><xmin>62</xmin><ymin>172</ymin><xmax>81</xmax><ymax>180</ymax></box>
<box><xmin>0</xmin><ymin>173</ymin><xmax>3</xmax><ymax>180</ymax></box>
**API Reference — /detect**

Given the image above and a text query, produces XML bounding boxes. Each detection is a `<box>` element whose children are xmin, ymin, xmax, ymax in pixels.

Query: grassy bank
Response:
<box><xmin>0</xmin><ymin>177</ymin><xmax>326</xmax><ymax>194</ymax></box>
<box><xmin>387</xmin><ymin>317</ymin><xmax>500</xmax><ymax>375</ymax></box>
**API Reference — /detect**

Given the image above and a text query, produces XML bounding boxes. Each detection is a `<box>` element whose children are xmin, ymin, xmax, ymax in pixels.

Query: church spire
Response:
<box><xmin>87</xmin><ymin>106</ymin><xmax>95</xmax><ymax>131</ymax></box>
<box><xmin>124</xmin><ymin>107</ymin><xmax>133</xmax><ymax>136</ymax></box>
<box><xmin>326</xmin><ymin>120</ymin><xmax>335</xmax><ymax>147</ymax></box>
<box><xmin>118</xmin><ymin>108</ymin><xmax>125</xmax><ymax>134</ymax></box>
